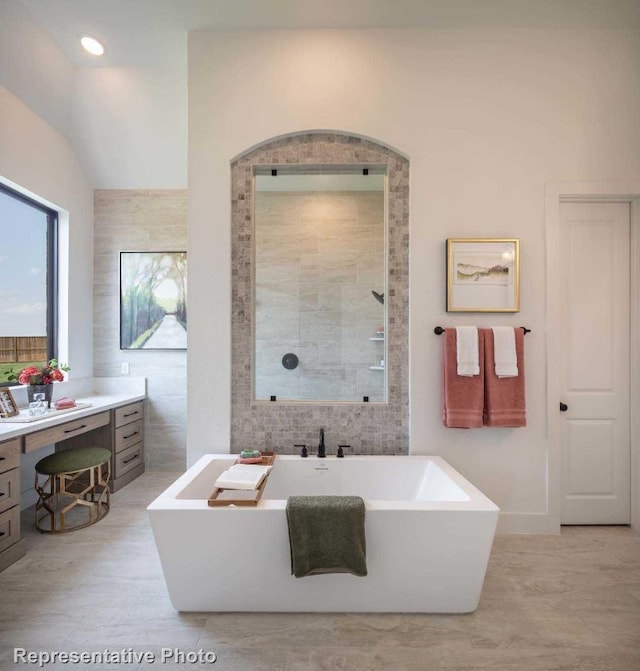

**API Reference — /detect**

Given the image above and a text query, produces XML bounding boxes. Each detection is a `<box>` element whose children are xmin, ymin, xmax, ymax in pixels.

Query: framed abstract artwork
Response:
<box><xmin>446</xmin><ymin>238</ymin><xmax>520</xmax><ymax>312</ymax></box>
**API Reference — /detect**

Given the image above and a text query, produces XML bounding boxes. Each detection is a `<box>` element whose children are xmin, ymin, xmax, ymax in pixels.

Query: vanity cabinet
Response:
<box><xmin>0</xmin><ymin>391</ymin><xmax>145</xmax><ymax>572</ymax></box>
<box><xmin>0</xmin><ymin>437</ymin><xmax>25</xmax><ymax>571</ymax></box>
<box><xmin>112</xmin><ymin>401</ymin><xmax>144</xmax><ymax>490</ymax></box>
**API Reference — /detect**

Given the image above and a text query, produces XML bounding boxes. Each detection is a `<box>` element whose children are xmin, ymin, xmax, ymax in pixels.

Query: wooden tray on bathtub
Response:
<box><xmin>207</xmin><ymin>452</ymin><xmax>275</xmax><ymax>507</ymax></box>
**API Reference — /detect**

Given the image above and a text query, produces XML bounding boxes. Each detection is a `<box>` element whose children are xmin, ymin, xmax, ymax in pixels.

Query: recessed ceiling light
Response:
<box><xmin>80</xmin><ymin>36</ymin><xmax>105</xmax><ymax>56</ymax></box>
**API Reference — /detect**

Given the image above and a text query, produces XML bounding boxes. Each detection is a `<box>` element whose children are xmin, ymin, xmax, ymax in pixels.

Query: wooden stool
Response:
<box><xmin>35</xmin><ymin>447</ymin><xmax>111</xmax><ymax>533</ymax></box>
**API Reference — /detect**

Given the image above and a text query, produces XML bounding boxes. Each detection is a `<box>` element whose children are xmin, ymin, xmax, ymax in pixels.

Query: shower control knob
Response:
<box><xmin>282</xmin><ymin>353</ymin><xmax>299</xmax><ymax>370</ymax></box>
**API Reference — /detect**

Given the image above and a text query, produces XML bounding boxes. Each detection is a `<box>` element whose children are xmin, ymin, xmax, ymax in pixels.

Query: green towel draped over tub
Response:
<box><xmin>286</xmin><ymin>495</ymin><xmax>367</xmax><ymax>578</ymax></box>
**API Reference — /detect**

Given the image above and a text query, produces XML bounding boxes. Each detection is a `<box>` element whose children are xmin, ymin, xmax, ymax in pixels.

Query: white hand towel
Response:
<box><xmin>214</xmin><ymin>464</ymin><xmax>273</xmax><ymax>490</ymax></box>
<box><xmin>492</xmin><ymin>326</ymin><xmax>518</xmax><ymax>377</ymax></box>
<box><xmin>455</xmin><ymin>326</ymin><xmax>480</xmax><ymax>376</ymax></box>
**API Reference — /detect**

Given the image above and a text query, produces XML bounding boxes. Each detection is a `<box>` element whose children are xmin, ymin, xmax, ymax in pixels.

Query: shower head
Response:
<box><xmin>372</xmin><ymin>290</ymin><xmax>384</xmax><ymax>305</ymax></box>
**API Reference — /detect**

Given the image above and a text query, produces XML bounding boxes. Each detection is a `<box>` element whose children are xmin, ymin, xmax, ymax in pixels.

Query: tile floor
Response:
<box><xmin>1</xmin><ymin>472</ymin><xmax>639</xmax><ymax>671</ymax></box>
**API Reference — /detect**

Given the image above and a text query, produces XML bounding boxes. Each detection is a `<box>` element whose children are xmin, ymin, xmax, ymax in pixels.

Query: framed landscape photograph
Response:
<box><xmin>446</xmin><ymin>238</ymin><xmax>520</xmax><ymax>312</ymax></box>
<box><xmin>120</xmin><ymin>251</ymin><xmax>187</xmax><ymax>350</ymax></box>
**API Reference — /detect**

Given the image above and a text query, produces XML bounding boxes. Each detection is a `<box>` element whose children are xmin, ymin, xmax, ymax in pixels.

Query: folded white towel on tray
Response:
<box><xmin>455</xmin><ymin>326</ymin><xmax>480</xmax><ymax>376</ymax></box>
<box><xmin>492</xmin><ymin>326</ymin><xmax>518</xmax><ymax>378</ymax></box>
<box><xmin>214</xmin><ymin>464</ymin><xmax>273</xmax><ymax>490</ymax></box>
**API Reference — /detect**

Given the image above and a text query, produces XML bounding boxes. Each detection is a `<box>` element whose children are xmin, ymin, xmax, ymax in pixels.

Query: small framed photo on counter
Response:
<box><xmin>0</xmin><ymin>388</ymin><xmax>19</xmax><ymax>418</ymax></box>
<box><xmin>446</xmin><ymin>238</ymin><xmax>520</xmax><ymax>312</ymax></box>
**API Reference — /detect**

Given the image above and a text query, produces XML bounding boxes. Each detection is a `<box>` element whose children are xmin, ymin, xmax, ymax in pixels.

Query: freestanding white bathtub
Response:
<box><xmin>148</xmin><ymin>455</ymin><xmax>499</xmax><ymax>613</ymax></box>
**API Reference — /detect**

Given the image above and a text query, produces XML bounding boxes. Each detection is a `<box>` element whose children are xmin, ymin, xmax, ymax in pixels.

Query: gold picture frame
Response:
<box><xmin>0</xmin><ymin>388</ymin><xmax>19</xmax><ymax>418</ymax></box>
<box><xmin>446</xmin><ymin>238</ymin><xmax>520</xmax><ymax>312</ymax></box>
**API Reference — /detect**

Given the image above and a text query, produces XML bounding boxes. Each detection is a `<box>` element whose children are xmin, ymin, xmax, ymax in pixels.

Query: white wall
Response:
<box><xmin>73</xmin><ymin>63</ymin><xmax>188</xmax><ymax>188</ymax></box>
<box><xmin>189</xmin><ymin>27</ymin><xmax>640</xmax><ymax>532</ymax></box>
<box><xmin>0</xmin><ymin>86</ymin><xmax>94</xmax><ymax>379</ymax></box>
<box><xmin>0</xmin><ymin>0</ymin><xmax>75</xmax><ymax>144</ymax></box>
<box><xmin>0</xmin><ymin>2</ymin><xmax>94</xmax><ymax>378</ymax></box>
<box><xmin>0</xmin><ymin>1</ymin><xmax>187</xmax><ymax>190</ymax></box>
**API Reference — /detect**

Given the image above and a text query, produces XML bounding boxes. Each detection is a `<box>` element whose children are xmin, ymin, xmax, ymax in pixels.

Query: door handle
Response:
<box><xmin>559</xmin><ymin>402</ymin><xmax>568</xmax><ymax>412</ymax></box>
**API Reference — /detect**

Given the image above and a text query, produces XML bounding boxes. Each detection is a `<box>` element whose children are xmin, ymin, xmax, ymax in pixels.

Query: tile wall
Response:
<box><xmin>255</xmin><ymin>190</ymin><xmax>385</xmax><ymax>402</ymax></box>
<box><xmin>93</xmin><ymin>190</ymin><xmax>188</xmax><ymax>470</ymax></box>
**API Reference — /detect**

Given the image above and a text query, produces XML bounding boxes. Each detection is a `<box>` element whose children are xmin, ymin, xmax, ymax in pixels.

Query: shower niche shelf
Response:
<box><xmin>369</xmin><ymin>330</ymin><xmax>385</xmax><ymax>370</ymax></box>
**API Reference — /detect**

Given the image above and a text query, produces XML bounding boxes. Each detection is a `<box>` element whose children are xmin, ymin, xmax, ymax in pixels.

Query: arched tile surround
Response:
<box><xmin>231</xmin><ymin>132</ymin><xmax>409</xmax><ymax>454</ymax></box>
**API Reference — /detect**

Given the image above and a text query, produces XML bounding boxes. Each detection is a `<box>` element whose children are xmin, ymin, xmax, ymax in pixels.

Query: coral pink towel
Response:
<box><xmin>443</xmin><ymin>328</ymin><xmax>484</xmax><ymax>428</ymax></box>
<box><xmin>483</xmin><ymin>328</ymin><xmax>526</xmax><ymax>427</ymax></box>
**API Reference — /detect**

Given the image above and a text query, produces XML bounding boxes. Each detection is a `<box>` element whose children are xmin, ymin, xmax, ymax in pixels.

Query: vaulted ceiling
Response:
<box><xmin>4</xmin><ymin>0</ymin><xmax>639</xmax><ymax>188</ymax></box>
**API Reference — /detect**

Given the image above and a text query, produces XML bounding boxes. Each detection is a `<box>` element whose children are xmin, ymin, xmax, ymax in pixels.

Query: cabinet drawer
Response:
<box><xmin>0</xmin><ymin>469</ymin><xmax>18</xmax><ymax>515</ymax></box>
<box><xmin>0</xmin><ymin>505</ymin><xmax>20</xmax><ymax>554</ymax></box>
<box><xmin>115</xmin><ymin>419</ymin><xmax>143</xmax><ymax>453</ymax></box>
<box><xmin>24</xmin><ymin>411</ymin><xmax>111</xmax><ymax>453</ymax></box>
<box><xmin>0</xmin><ymin>439</ymin><xmax>20</xmax><ymax>473</ymax></box>
<box><xmin>115</xmin><ymin>402</ymin><xmax>143</xmax><ymax>427</ymax></box>
<box><xmin>115</xmin><ymin>442</ymin><xmax>144</xmax><ymax>479</ymax></box>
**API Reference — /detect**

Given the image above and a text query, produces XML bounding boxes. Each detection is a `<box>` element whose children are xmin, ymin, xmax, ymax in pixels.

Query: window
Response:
<box><xmin>0</xmin><ymin>184</ymin><xmax>58</xmax><ymax>385</ymax></box>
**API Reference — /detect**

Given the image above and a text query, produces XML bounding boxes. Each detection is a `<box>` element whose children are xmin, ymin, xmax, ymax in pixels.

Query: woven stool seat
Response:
<box><xmin>35</xmin><ymin>446</ymin><xmax>111</xmax><ymax>533</ymax></box>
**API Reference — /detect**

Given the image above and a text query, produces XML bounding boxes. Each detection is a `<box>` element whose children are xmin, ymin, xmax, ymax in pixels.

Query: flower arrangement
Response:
<box><xmin>7</xmin><ymin>359</ymin><xmax>70</xmax><ymax>385</ymax></box>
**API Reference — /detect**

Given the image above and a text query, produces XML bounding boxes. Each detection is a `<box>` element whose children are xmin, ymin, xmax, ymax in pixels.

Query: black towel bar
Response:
<box><xmin>434</xmin><ymin>326</ymin><xmax>530</xmax><ymax>335</ymax></box>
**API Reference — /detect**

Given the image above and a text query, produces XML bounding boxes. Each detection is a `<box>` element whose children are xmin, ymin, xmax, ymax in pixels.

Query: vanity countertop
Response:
<box><xmin>0</xmin><ymin>377</ymin><xmax>146</xmax><ymax>441</ymax></box>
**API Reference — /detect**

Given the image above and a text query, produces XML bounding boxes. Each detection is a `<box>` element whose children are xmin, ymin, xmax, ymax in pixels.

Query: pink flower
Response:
<box><xmin>50</xmin><ymin>369</ymin><xmax>64</xmax><ymax>382</ymax></box>
<box><xmin>8</xmin><ymin>360</ymin><xmax>69</xmax><ymax>385</ymax></box>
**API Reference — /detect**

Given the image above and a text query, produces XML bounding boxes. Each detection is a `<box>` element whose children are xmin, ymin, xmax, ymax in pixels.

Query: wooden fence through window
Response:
<box><xmin>0</xmin><ymin>337</ymin><xmax>47</xmax><ymax>363</ymax></box>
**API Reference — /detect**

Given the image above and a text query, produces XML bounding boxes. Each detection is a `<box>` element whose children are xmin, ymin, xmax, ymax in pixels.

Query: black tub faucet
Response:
<box><xmin>337</xmin><ymin>444</ymin><xmax>349</xmax><ymax>458</ymax></box>
<box><xmin>318</xmin><ymin>428</ymin><xmax>326</xmax><ymax>458</ymax></box>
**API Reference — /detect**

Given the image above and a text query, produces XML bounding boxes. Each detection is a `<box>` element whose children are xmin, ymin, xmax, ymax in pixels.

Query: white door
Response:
<box><xmin>559</xmin><ymin>201</ymin><xmax>631</xmax><ymax>524</ymax></box>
